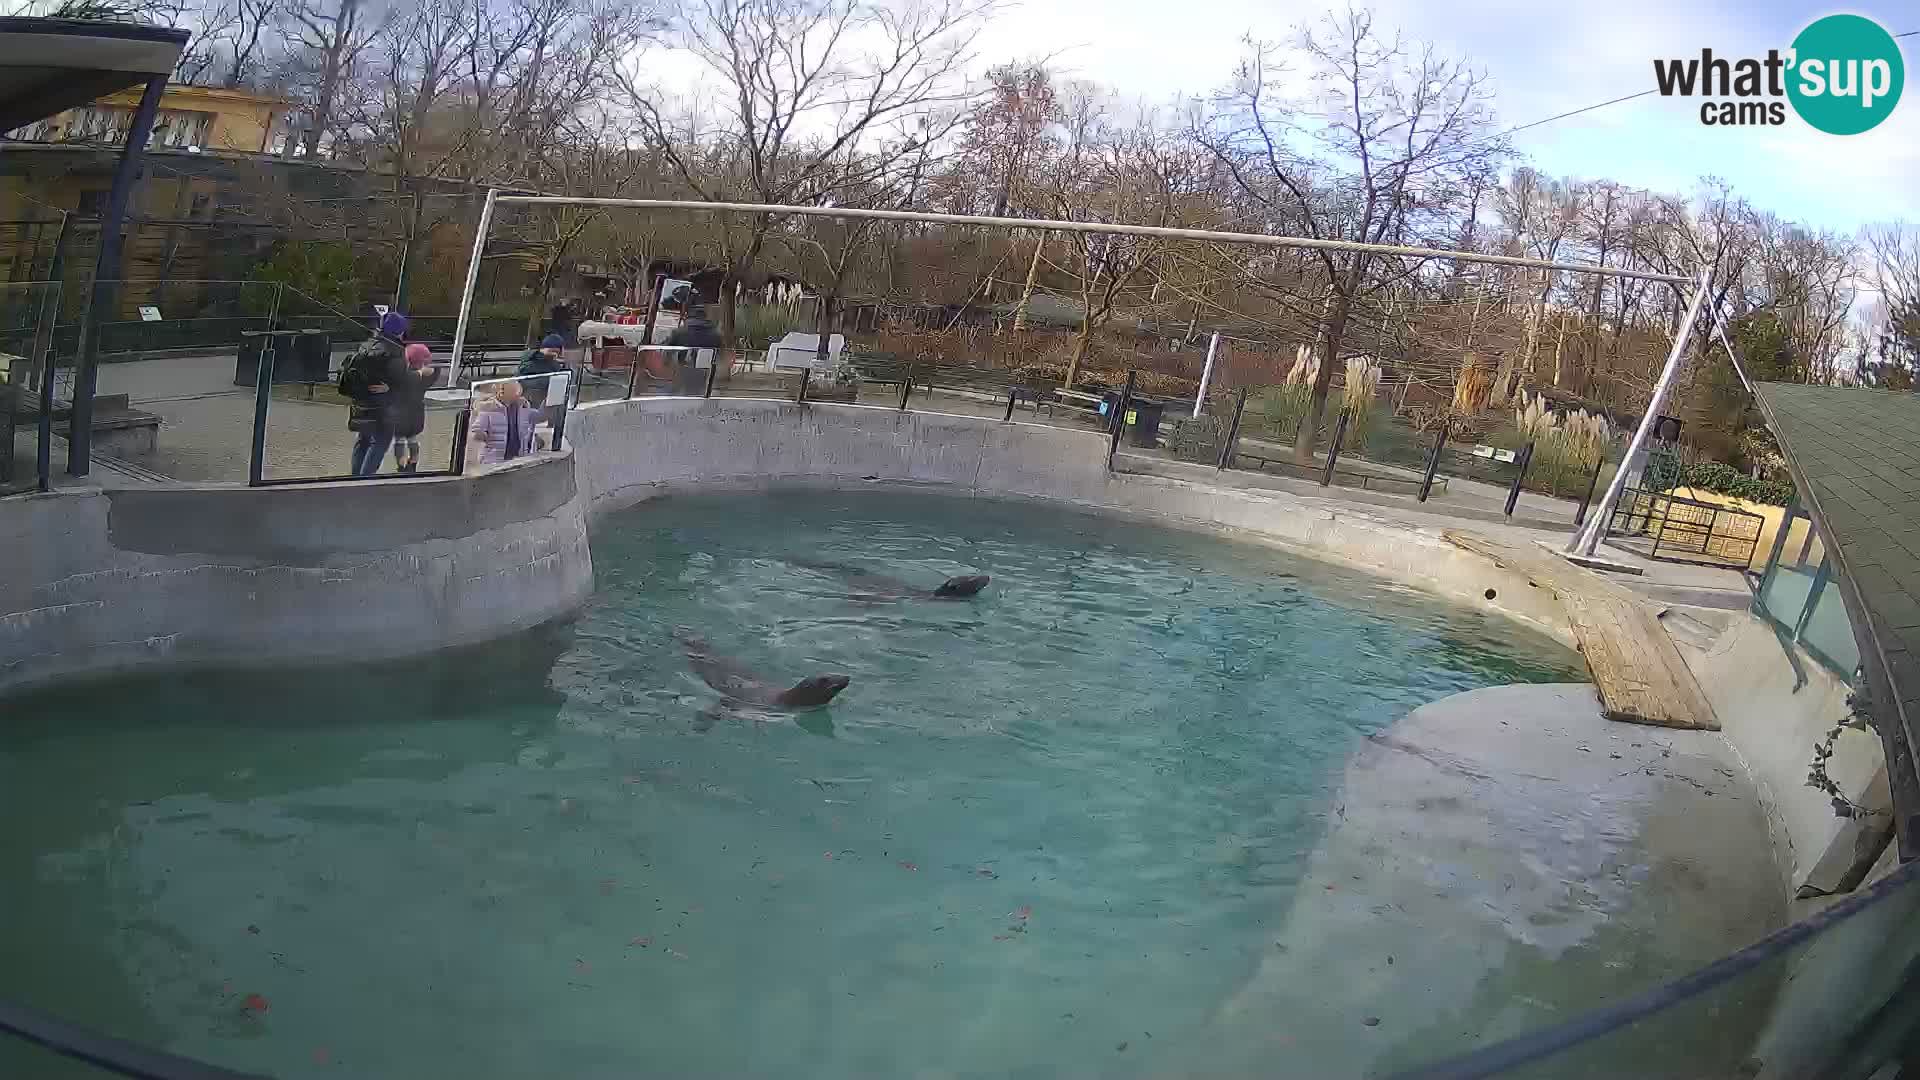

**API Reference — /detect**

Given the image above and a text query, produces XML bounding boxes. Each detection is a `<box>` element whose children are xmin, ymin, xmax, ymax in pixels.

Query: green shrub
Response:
<box><xmin>1677</xmin><ymin>460</ymin><xmax>1795</xmax><ymax>505</ymax></box>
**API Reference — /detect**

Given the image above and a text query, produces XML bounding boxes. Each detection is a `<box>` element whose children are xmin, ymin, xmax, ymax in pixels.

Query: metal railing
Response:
<box><xmin>1606</xmin><ymin>487</ymin><xmax>1766</xmax><ymax>570</ymax></box>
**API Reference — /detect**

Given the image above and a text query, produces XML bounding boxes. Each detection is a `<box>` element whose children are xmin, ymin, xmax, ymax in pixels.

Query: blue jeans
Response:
<box><xmin>351</xmin><ymin>430</ymin><xmax>393</xmax><ymax>476</ymax></box>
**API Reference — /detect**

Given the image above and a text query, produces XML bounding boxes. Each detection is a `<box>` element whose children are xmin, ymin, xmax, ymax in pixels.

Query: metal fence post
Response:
<box><xmin>35</xmin><ymin>346</ymin><xmax>54</xmax><ymax>492</ymax></box>
<box><xmin>1573</xmin><ymin>454</ymin><xmax>1606</xmax><ymax>527</ymax></box>
<box><xmin>1504</xmin><ymin>440</ymin><xmax>1536</xmax><ymax>517</ymax></box>
<box><xmin>897</xmin><ymin>370</ymin><xmax>913</xmax><ymax>410</ymax></box>
<box><xmin>1417</xmin><ymin>420</ymin><xmax>1448</xmax><ymax>502</ymax></box>
<box><xmin>450</xmin><ymin>408</ymin><xmax>470</xmax><ymax>475</ymax></box>
<box><xmin>1106</xmin><ymin>370</ymin><xmax>1138</xmax><ymax>470</ymax></box>
<box><xmin>1215</xmin><ymin>387</ymin><xmax>1247</xmax><ymax>470</ymax></box>
<box><xmin>1002</xmin><ymin>387</ymin><xmax>1018</xmax><ymax>422</ymax></box>
<box><xmin>1319</xmin><ymin>409</ymin><xmax>1350</xmax><ymax>487</ymax></box>
<box><xmin>703</xmin><ymin>359</ymin><xmax>717</xmax><ymax>398</ymax></box>
<box><xmin>247</xmin><ymin>347</ymin><xmax>274</xmax><ymax>486</ymax></box>
<box><xmin>625</xmin><ymin>348</ymin><xmax>643</xmax><ymax>399</ymax></box>
<box><xmin>796</xmin><ymin>367</ymin><xmax>810</xmax><ymax>403</ymax></box>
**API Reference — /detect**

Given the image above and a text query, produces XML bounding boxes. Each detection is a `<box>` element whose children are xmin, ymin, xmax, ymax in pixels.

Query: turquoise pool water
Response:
<box><xmin>0</xmin><ymin>491</ymin><xmax>1584</xmax><ymax>1078</ymax></box>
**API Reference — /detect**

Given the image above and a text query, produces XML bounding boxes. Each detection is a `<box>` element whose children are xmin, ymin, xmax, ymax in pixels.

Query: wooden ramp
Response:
<box><xmin>1446</xmin><ymin>531</ymin><xmax>1720</xmax><ymax>731</ymax></box>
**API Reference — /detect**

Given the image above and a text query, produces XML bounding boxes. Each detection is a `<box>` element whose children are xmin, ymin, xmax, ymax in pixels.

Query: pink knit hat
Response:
<box><xmin>404</xmin><ymin>343</ymin><xmax>432</xmax><ymax>368</ymax></box>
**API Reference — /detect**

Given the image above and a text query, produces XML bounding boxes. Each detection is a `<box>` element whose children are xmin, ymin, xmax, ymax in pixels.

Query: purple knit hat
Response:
<box><xmin>379</xmin><ymin>311</ymin><xmax>409</xmax><ymax>338</ymax></box>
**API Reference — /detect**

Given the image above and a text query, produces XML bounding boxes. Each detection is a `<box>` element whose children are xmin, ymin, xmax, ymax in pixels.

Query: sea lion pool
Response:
<box><xmin>0</xmin><ymin>491</ymin><xmax>1586</xmax><ymax>1078</ymax></box>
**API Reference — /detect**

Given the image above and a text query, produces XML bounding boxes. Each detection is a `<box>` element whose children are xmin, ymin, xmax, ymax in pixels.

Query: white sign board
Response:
<box><xmin>138</xmin><ymin>306</ymin><xmax>162</xmax><ymax>322</ymax></box>
<box><xmin>1471</xmin><ymin>444</ymin><xmax>1518</xmax><ymax>463</ymax></box>
<box><xmin>769</xmin><ymin>331</ymin><xmax>845</xmax><ymax>371</ymax></box>
<box><xmin>373</xmin><ymin>304</ymin><xmax>390</xmax><ymax>318</ymax></box>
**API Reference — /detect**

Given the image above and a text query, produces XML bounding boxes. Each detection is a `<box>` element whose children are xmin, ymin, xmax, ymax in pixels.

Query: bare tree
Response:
<box><xmin>618</xmin><ymin>0</ymin><xmax>994</xmax><ymax>343</ymax></box>
<box><xmin>1866</xmin><ymin>222</ymin><xmax>1920</xmax><ymax>380</ymax></box>
<box><xmin>1203</xmin><ymin>5</ymin><xmax>1506</xmax><ymax>463</ymax></box>
<box><xmin>287</xmin><ymin>0</ymin><xmax>384</xmax><ymax>158</ymax></box>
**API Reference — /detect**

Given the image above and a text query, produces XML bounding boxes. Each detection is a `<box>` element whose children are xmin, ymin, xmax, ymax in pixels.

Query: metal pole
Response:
<box><xmin>1570</xmin><ymin>268</ymin><xmax>1712</xmax><ymax>557</ymax></box>
<box><xmin>30</xmin><ymin>211</ymin><xmax>68</xmax><ymax>381</ymax></box>
<box><xmin>449</xmin><ymin>408</ymin><xmax>470</xmax><ymax>475</ymax></box>
<box><xmin>448</xmin><ymin>188</ymin><xmax>498</xmax><ymax>388</ymax></box>
<box><xmin>1572</xmin><ymin>454</ymin><xmax>1606</xmax><ymax>527</ymax></box>
<box><xmin>1705</xmin><ymin>300</ymin><xmax>1756</xmax><ymax>397</ymax></box>
<box><xmin>898</xmin><ymin>369</ymin><xmax>913</xmax><ymax>410</ymax></box>
<box><xmin>394</xmin><ymin>188</ymin><xmax>420</xmax><ymax>310</ymax></box>
<box><xmin>625</xmin><ymin>347</ymin><xmax>643</xmax><ymax>399</ymax></box>
<box><xmin>796</xmin><ymin>367</ymin><xmax>810</xmax><ymax>403</ymax></box>
<box><xmin>1003</xmin><ymin>386</ymin><xmax>1018</xmax><ymax>422</ymax></box>
<box><xmin>1505</xmin><ymin>440</ymin><xmax>1535</xmax><ymax>517</ymax></box>
<box><xmin>703</xmin><ymin>360</ymin><xmax>717</xmax><ymax>398</ymax></box>
<box><xmin>493</xmin><ymin>196</ymin><xmax>1691</xmax><ymax>286</ymax></box>
<box><xmin>35</xmin><ymin>344</ymin><xmax>53</xmax><ymax>492</ymax></box>
<box><xmin>1320</xmin><ymin>409</ymin><xmax>1350</xmax><ymax>487</ymax></box>
<box><xmin>69</xmin><ymin>74</ymin><xmax>167</xmax><ymax>477</ymax></box>
<box><xmin>1216</xmin><ymin>387</ymin><xmax>1247</xmax><ymax>470</ymax></box>
<box><xmin>1106</xmin><ymin>370</ymin><xmax>1138</xmax><ymax>470</ymax></box>
<box><xmin>248</xmin><ymin>345</ymin><xmax>274</xmax><ymax>486</ymax></box>
<box><xmin>1193</xmin><ymin>330</ymin><xmax>1220</xmax><ymax>417</ymax></box>
<box><xmin>1418</xmin><ymin>420</ymin><xmax>1448</xmax><ymax>502</ymax></box>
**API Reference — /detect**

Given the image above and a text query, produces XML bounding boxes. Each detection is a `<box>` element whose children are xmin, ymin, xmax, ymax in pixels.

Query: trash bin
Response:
<box><xmin>1127</xmin><ymin>397</ymin><xmax>1167</xmax><ymax>447</ymax></box>
<box><xmin>234</xmin><ymin>331</ymin><xmax>271</xmax><ymax>386</ymax></box>
<box><xmin>235</xmin><ymin>330</ymin><xmax>334</xmax><ymax>386</ymax></box>
<box><xmin>287</xmin><ymin>329</ymin><xmax>332</xmax><ymax>384</ymax></box>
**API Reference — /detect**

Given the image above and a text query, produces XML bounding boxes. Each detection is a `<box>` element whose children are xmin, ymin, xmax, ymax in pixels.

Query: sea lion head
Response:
<box><xmin>932</xmin><ymin>574</ymin><xmax>991</xmax><ymax>599</ymax></box>
<box><xmin>780</xmin><ymin>673</ymin><xmax>852</xmax><ymax>708</ymax></box>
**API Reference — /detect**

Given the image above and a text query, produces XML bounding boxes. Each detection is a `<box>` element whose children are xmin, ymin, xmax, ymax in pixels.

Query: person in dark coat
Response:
<box><xmin>388</xmin><ymin>343</ymin><xmax>438</xmax><ymax>473</ymax></box>
<box><xmin>339</xmin><ymin>310</ymin><xmax>409</xmax><ymax>476</ymax></box>
<box><xmin>665</xmin><ymin>305</ymin><xmax>722</xmax><ymax>395</ymax></box>
<box><xmin>518</xmin><ymin>332</ymin><xmax>568</xmax><ymax>412</ymax></box>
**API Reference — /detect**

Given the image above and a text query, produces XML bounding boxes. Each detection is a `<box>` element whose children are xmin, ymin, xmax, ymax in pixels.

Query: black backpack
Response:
<box><xmin>337</xmin><ymin>341</ymin><xmax>379</xmax><ymax>397</ymax></box>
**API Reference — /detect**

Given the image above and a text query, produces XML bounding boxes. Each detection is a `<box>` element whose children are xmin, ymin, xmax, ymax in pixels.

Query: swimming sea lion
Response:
<box><xmin>793</xmin><ymin>559</ymin><xmax>990</xmax><ymax>602</ymax></box>
<box><xmin>673</xmin><ymin>628</ymin><xmax>851</xmax><ymax>709</ymax></box>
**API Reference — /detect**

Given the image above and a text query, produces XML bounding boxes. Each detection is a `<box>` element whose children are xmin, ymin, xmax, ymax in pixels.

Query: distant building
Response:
<box><xmin>7</xmin><ymin>82</ymin><xmax>290</xmax><ymax>156</ymax></box>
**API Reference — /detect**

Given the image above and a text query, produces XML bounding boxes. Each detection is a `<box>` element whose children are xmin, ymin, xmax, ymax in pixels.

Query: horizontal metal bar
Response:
<box><xmin>491</xmin><ymin>195</ymin><xmax>1690</xmax><ymax>285</ymax></box>
<box><xmin>250</xmin><ymin>469</ymin><xmax>462</xmax><ymax>487</ymax></box>
<box><xmin>0</xmin><ymin>997</ymin><xmax>267</xmax><ymax>1080</ymax></box>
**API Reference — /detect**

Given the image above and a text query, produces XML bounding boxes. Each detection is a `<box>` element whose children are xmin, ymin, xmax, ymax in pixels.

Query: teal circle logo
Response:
<box><xmin>1787</xmin><ymin>14</ymin><xmax>1904</xmax><ymax>134</ymax></box>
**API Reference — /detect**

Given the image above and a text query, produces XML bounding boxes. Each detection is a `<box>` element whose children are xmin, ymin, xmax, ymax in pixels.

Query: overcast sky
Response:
<box><xmin>969</xmin><ymin>0</ymin><xmax>1917</xmax><ymax>235</ymax></box>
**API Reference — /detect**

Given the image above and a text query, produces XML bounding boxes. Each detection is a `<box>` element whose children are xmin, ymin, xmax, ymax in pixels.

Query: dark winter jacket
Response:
<box><xmin>386</xmin><ymin>364</ymin><xmax>438</xmax><ymax>437</ymax></box>
<box><xmin>338</xmin><ymin>336</ymin><xmax>405</xmax><ymax>433</ymax></box>
<box><xmin>517</xmin><ymin>348</ymin><xmax>567</xmax><ymax>407</ymax></box>
<box><xmin>666</xmin><ymin>316</ymin><xmax>722</xmax><ymax>352</ymax></box>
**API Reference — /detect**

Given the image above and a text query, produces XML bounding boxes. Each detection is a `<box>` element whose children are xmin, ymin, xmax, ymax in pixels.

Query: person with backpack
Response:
<box><xmin>339</xmin><ymin>311</ymin><xmax>408</xmax><ymax>476</ymax></box>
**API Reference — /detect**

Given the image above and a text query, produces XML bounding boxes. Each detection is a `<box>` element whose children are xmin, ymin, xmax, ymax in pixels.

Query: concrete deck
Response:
<box><xmin>1213</xmin><ymin>684</ymin><xmax>1785</xmax><ymax>1078</ymax></box>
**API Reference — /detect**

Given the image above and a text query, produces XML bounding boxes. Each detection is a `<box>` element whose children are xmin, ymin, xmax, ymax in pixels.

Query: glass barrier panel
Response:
<box><xmin>466</xmin><ymin>372</ymin><xmax>568</xmax><ymax>470</ymax></box>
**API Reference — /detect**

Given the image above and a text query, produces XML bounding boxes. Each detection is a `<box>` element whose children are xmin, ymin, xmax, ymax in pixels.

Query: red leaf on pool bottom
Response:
<box><xmin>241</xmin><ymin>993</ymin><xmax>270</xmax><ymax>1014</ymax></box>
<box><xmin>574</xmin><ymin>959</ymin><xmax>591</xmax><ymax>974</ymax></box>
<box><xmin>312</xmin><ymin>1047</ymin><xmax>331</xmax><ymax>1065</ymax></box>
<box><xmin>1014</xmin><ymin>905</ymin><xmax>1032</xmax><ymax>921</ymax></box>
<box><xmin>629</xmin><ymin>936</ymin><xmax>652</xmax><ymax>948</ymax></box>
<box><xmin>823</xmin><ymin>852</ymin><xmax>834</xmax><ymax>860</ymax></box>
<box><xmin>993</xmin><ymin>935</ymin><xmax>1012</xmax><ymax>942</ymax></box>
<box><xmin>897</xmin><ymin>861</ymin><xmax>918</xmax><ymax>872</ymax></box>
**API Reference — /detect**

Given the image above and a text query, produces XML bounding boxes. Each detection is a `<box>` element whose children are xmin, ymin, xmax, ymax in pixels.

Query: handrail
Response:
<box><xmin>0</xmin><ymin>997</ymin><xmax>267</xmax><ymax>1080</ymax></box>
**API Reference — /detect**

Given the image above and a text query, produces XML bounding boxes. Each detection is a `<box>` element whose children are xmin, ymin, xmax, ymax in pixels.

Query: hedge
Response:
<box><xmin>1674</xmin><ymin>461</ymin><xmax>1795</xmax><ymax>506</ymax></box>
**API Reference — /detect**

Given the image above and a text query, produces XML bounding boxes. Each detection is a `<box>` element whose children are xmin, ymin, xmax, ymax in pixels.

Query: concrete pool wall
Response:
<box><xmin>0</xmin><ymin>451</ymin><xmax>591</xmax><ymax>696</ymax></box>
<box><xmin>566</xmin><ymin>396</ymin><xmax>1574</xmax><ymax>646</ymax></box>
